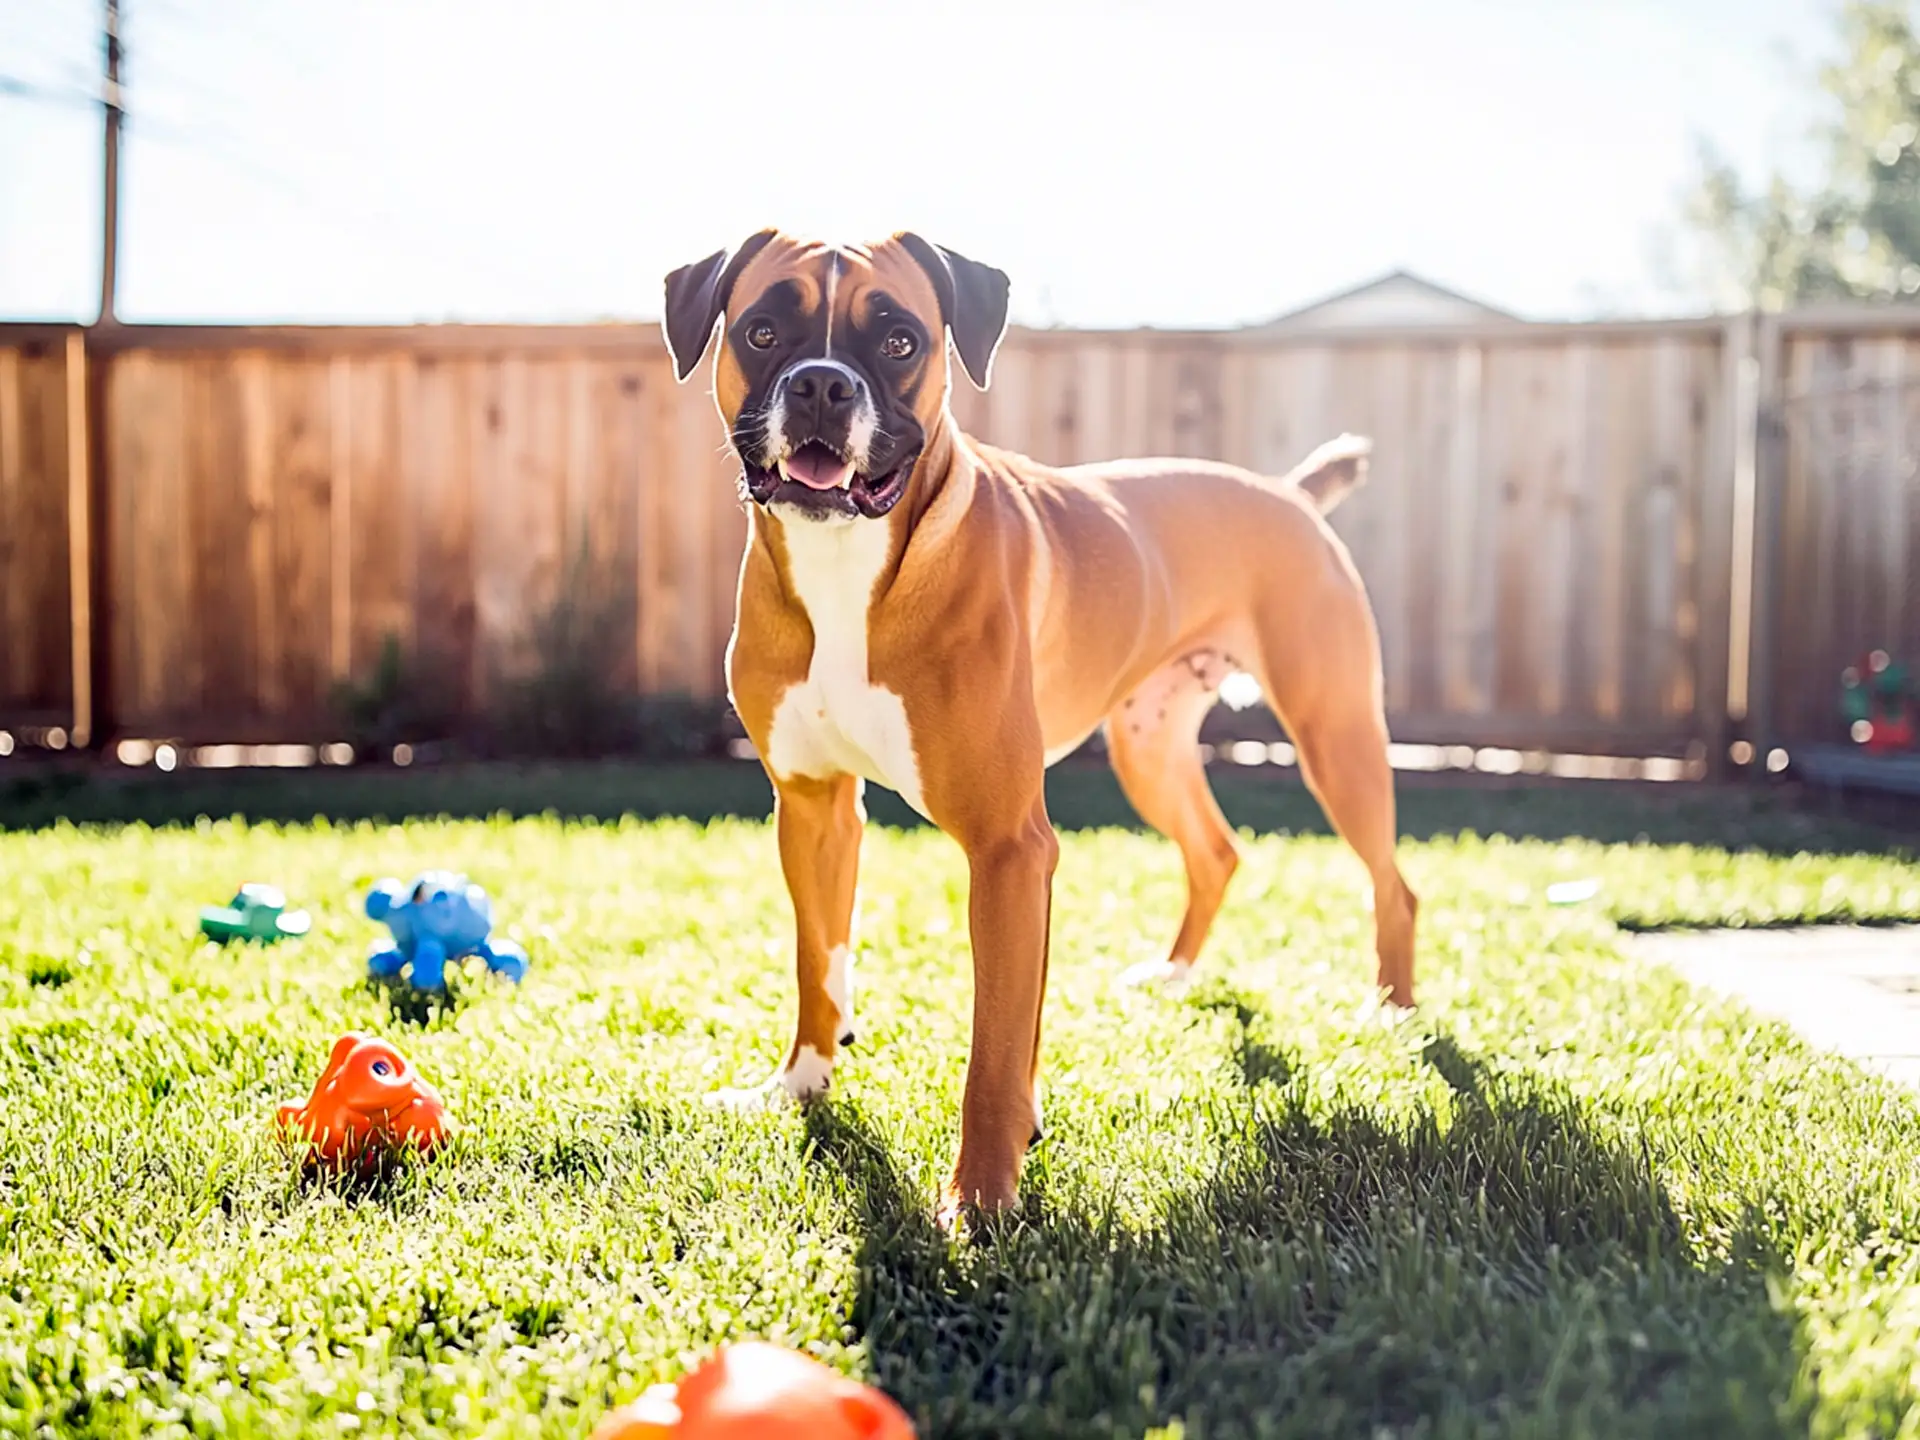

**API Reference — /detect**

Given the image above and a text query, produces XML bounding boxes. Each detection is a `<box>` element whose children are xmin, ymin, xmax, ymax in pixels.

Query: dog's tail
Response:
<box><xmin>1280</xmin><ymin>433</ymin><xmax>1371</xmax><ymax>514</ymax></box>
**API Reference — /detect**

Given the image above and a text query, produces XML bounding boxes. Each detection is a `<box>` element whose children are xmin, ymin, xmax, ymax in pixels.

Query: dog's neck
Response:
<box><xmin>750</xmin><ymin>405</ymin><xmax>971</xmax><ymax>610</ymax></box>
<box><xmin>898</xmin><ymin>405</ymin><xmax>970</xmax><ymax>535</ymax></box>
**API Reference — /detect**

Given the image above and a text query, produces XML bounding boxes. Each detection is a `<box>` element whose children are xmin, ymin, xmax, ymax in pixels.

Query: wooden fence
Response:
<box><xmin>1</xmin><ymin>310</ymin><xmax>1916</xmax><ymax>763</ymax></box>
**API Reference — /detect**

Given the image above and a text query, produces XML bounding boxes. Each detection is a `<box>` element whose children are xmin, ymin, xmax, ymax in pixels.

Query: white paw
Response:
<box><xmin>1118</xmin><ymin>958</ymin><xmax>1195</xmax><ymax>996</ymax></box>
<box><xmin>1356</xmin><ymin>991</ymin><xmax>1417</xmax><ymax>1029</ymax></box>
<box><xmin>704</xmin><ymin>1045</ymin><xmax>834</xmax><ymax>1111</ymax></box>
<box><xmin>704</xmin><ymin>1077</ymin><xmax>796</xmax><ymax>1113</ymax></box>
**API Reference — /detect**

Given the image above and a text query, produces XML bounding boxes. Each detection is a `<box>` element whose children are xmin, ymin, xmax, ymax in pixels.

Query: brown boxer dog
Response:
<box><xmin>663</xmin><ymin>229</ymin><xmax>1416</xmax><ymax>1219</ymax></box>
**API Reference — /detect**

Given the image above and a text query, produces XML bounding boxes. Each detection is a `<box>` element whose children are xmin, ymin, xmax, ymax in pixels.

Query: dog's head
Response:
<box><xmin>662</xmin><ymin>230</ymin><xmax>1009</xmax><ymax>522</ymax></box>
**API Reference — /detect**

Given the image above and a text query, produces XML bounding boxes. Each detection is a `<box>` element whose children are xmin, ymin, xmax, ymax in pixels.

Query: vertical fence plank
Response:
<box><xmin>1695</xmin><ymin>318</ymin><xmax>1745</xmax><ymax>769</ymax></box>
<box><xmin>237</xmin><ymin>351</ymin><xmax>281</xmax><ymax>718</ymax></box>
<box><xmin>1773</xmin><ymin>336</ymin><xmax>1817</xmax><ymax>744</ymax></box>
<box><xmin>1438</xmin><ymin>343</ymin><xmax>1488</xmax><ymax>715</ymax></box>
<box><xmin>1904</xmin><ymin>336</ymin><xmax>1920</xmax><ymax>671</ymax></box>
<box><xmin>1486</xmin><ymin>344</ymin><xmax>1532</xmax><ymax>715</ymax></box>
<box><xmin>184</xmin><ymin>354</ymin><xmax>247</xmax><ymax>720</ymax></box>
<box><xmin>105</xmin><ymin>351</ymin><xmax>142</xmax><ymax>727</ymax></box>
<box><xmin>984</xmin><ymin>339</ymin><xmax>1034</xmax><ymax>457</ymax></box>
<box><xmin>410</xmin><ymin>355</ymin><xmax>477</xmax><ymax>711</ymax></box>
<box><xmin>1114</xmin><ymin>339</ymin><xmax>1155</xmax><ymax>461</ymax></box>
<box><xmin>0</xmin><ymin>346</ymin><xmax>75</xmax><ymax>719</ymax></box>
<box><xmin>30</xmin><ymin>350</ymin><xmax>72</xmax><ymax>713</ymax></box>
<box><xmin>64</xmin><ymin>334</ymin><xmax>91</xmax><ymax>744</ymax></box>
<box><xmin>468</xmin><ymin>356</ymin><xmax>518</xmax><ymax>700</ymax></box>
<box><xmin>347</xmin><ymin>354</ymin><xmax>414</xmax><ymax>678</ymax></box>
<box><xmin>637</xmin><ymin>355</ymin><xmax>678</xmax><ymax>694</ymax></box>
<box><xmin>1400</xmin><ymin>346</ymin><xmax>1453</xmax><ymax>716</ymax></box>
<box><xmin>1806</xmin><ymin>337</ymin><xmax>1846</xmax><ymax>741</ymax></box>
<box><xmin>1075</xmin><ymin>343</ymin><xmax>1119</xmax><ymax>466</ymax></box>
<box><xmin>603</xmin><ymin>360</ymin><xmax>649</xmax><ymax>695</ymax></box>
<box><xmin>666</xmin><ymin>355</ymin><xmax>720</xmax><ymax>695</ymax></box>
<box><xmin>1368</xmin><ymin>345</ymin><xmax>1414</xmax><ymax>711</ymax></box>
<box><xmin>1556</xmin><ymin>341</ymin><xmax>1598</xmax><ymax>722</ymax></box>
<box><xmin>327</xmin><ymin>357</ymin><xmax>353</xmax><ymax>688</ymax></box>
<box><xmin>269</xmin><ymin>357</ymin><xmax>335</xmax><ymax>723</ymax></box>
<box><xmin>132</xmin><ymin>356</ymin><xmax>191</xmax><ymax>722</ymax></box>
<box><xmin>1873</xmin><ymin>338</ymin><xmax>1908</xmax><ymax>652</ymax></box>
<box><xmin>0</xmin><ymin>348</ymin><xmax>21</xmax><ymax>707</ymax></box>
<box><xmin>1632</xmin><ymin>339</ymin><xmax>1682</xmax><ymax>724</ymax></box>
<box><xmin>698</xmin><ymin>369</ymin><xmax>747</xmax><ymax>696</ymax></box>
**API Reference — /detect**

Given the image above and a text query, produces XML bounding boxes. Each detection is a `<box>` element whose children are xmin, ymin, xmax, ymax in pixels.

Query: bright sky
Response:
<box><xmin>1</xmin><ymin>0</ymin><xmax>1836</xmax><ymax>328</ymax></box>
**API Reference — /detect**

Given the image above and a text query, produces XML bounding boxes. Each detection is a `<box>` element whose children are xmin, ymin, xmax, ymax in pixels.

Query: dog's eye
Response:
<box><xmin>880</xmin><ymin>327</ymin><xmax>917</xmax><ymax>361</ymax></box>
<box><xmin>746</xmin><ymin>321</ymin><xmax>777</xmax><ymax>351</ymax></box>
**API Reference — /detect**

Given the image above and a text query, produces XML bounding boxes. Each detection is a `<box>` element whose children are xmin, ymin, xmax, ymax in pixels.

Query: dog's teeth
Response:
<box><xmin>775</xmin><ymin>457</ymin><xmax>791</xmax><ymax>482</ymax></box>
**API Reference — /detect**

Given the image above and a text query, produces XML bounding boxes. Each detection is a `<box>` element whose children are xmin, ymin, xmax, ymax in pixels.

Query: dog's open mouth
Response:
<box><xmin>777</xmin><ymin>440</ymin><xmax>855</xmax><ymax>492</ymax></box>
<box><xmin>741</xmin><ymin>439</ymin><xmax>916</xmax><ymax>519</ymax></box>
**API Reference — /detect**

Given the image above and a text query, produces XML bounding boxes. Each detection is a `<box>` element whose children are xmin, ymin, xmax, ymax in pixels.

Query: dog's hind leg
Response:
<box><xmin>1286</xmin><ymin>712</ymin><xmax>1417</xmax><ymax>1007</ymax></box>
<box><xmin>1107</xmin><ymin>651</ymin><xmax>1242</xmax><ymax>994</ymax></box>
<box><xmin>1252</xmin><ymin>590</ymin><xmax>1417</xmax><ymax>1008</ymax></box>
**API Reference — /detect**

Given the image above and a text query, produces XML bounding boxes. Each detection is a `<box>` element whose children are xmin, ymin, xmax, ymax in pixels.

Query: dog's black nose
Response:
<box><xmin>782</xmin><ymin>361</ymin><xmax>864</xmax><ymax>428</ymax></box>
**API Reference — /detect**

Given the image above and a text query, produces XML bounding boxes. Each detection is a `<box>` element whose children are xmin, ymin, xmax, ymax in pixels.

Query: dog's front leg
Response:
<box><xmin>711</xmin><ymin>770</ymin><xmax>862</xmax><ymax>1109</ymax></box>
<box><xmin>944</xmin><ymin>797</ymin><xmax>1058</xmax><ymax>1220</ymax></box>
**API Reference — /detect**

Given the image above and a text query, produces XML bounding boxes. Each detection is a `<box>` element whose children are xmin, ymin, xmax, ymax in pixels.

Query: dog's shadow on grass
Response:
<box><xmin>368</xmin><ymin>965</ymin><xmax>512</xmax><ymax>1027</ymax></box>
<box><xmin>805</xmin><ymin>1000</ymin><xmax>1809</xmax><ymax>1439</ymax></box>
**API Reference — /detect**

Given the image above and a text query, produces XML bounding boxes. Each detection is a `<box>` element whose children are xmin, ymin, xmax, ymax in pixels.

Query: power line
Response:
<box><xmin>99</xmin><ymin>0</ymin><xmax>122</xmax><ymax>325</ymax></box>
<box><xmin>0</xmin><ymin>73</ymin><xmax>94</xmax><ymax>108</ymax></box>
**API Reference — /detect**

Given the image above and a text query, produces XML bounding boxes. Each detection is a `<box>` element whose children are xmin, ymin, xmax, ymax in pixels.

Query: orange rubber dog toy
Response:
<box><xmin>590</xmin><ymin>1343</ymin><xmax>915</xmax><ymax>1440</ymax></box>
<box><xmin>275</xmin><ymin>1033</ymin><xmax>447</xmax><ymax>1168</ymax></box>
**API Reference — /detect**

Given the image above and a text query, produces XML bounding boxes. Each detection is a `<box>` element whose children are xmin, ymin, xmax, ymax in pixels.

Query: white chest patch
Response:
<box><xmin>763</xmin><ymin>515</ymin><xmax>928</xmax><ymax>818</ymax></box>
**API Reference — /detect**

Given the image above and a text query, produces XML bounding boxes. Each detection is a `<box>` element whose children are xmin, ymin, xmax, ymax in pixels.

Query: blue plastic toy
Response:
<box><xmin>364</xmin><ymin>870</ymin><xmax>529</xmax><ymax>991</ymax></box>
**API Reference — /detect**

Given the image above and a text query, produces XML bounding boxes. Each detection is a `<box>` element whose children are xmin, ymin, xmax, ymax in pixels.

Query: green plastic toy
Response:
<box><xmin>199</xmin><ymin>884</ymin><xmax>312</xmax><ymax>944</ymax></box>
<box><xmin>1840</xmin><ymin>650</ymin><xmax>1915</xmax><ymax>753</ymax></box>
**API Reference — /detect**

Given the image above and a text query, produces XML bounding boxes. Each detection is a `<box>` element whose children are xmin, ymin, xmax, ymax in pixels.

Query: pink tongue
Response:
<box><xmin>785</xmin><ymin>447</ymin><xmax>855</xmax><ymax>491</ymax></box>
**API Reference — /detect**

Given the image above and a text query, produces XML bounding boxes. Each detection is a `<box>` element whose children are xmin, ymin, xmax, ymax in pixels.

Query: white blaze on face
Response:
<box><xmin>823</xmin><ymin>250</ymin><xmax>839</xmax><ymax>358</ymax></box>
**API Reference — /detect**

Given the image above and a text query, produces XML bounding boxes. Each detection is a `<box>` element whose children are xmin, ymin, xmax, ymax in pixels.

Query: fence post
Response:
<box><xmin>1743</xmin><ymin>313</ymin><xmax>1785</xmax><ymax>775</ymax></box>
<box><xmin>63</xmin><ymin>332</ymin><xmax>93</xmax><ymax>750</ymax></box>
<box><xmin>84</xmin><ymin>330</ymin><xmax>115</xmax><ymax>747</ymax></box>
<box><xmin>1702</xmin><ymin>314</ymin><xmax>1754</xmax><ymax>780</ymax></box>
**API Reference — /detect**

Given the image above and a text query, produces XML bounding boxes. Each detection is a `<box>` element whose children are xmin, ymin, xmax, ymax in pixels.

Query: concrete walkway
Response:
<box><xmin>1632</xmin><ymin>925</ymin><xmax>1920</xmax><ymax>1087</ymax></box>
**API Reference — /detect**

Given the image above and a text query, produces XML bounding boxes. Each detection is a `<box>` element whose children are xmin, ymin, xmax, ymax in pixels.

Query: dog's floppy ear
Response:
<box><xmin>661</xmin><ymin>228</ymin><xmax>777</xmax><ymax>382</ymax></box>
<box><xmin>895</xmin><ymin>232</ymin><xmax>1011</xmax><ymax>390</ymax></box>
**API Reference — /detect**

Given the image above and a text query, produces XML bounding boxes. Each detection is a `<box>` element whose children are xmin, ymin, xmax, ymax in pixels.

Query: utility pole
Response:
<box><xmin>98</xmin><ymin>0</ymin><xmax>122</xmax><ymax>325</ymax></box>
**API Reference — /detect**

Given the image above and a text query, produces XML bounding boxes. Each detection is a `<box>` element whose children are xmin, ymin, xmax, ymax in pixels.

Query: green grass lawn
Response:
<box><xmin>3</xmin><ymin>765</ymin><xmax>1920</xmax><ymax>1437</ymax></box>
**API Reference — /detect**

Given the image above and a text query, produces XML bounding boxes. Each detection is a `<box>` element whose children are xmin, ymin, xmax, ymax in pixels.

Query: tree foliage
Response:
<box><xmin>1687</xmin><ymin>0</ymin><xmax>1920</xmax><ymax>309</ymax></box>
